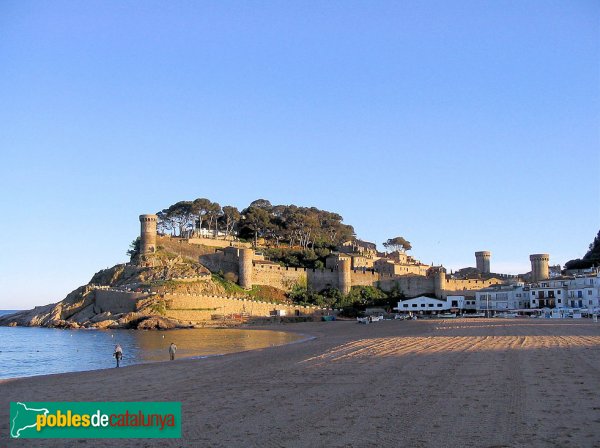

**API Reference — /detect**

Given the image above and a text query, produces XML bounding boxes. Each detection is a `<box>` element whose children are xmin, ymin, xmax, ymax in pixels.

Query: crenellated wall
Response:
<box><xmin>252</xmin><ymin>263</ymin><xmax>307</xmax><ymax>290</ymax></box>
<box><xmin>152</xmin><ymin>232</ymin><xmax>508</xmax><ymax>300</ymax></box>
<box><xmin>163</xmin><ymin>293</ymin><xmax>321</xmax><ymax>322</ymax></box>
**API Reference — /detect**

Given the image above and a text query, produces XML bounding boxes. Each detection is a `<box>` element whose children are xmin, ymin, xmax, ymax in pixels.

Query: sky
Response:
<box><xmin>0</xmin><ymin>1</ymin><xmax>598</xmax><ymax>309</ymax></box>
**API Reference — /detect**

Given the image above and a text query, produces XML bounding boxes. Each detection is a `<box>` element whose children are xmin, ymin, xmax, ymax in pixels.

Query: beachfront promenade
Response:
<box><xmin>2</xmin><ymin>319</ymin><xmax>600</xmax><ymax>447</ymax></box>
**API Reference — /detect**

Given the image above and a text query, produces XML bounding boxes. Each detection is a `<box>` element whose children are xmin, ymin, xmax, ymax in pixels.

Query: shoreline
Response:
<box><xmin>0</xmin><ymin>324</ymin><xmax>316</xmax><ymax>383</ymax></box>
<box><xmin>2</xmin><ymin>319</ymin><xmax>600</xmax><ymax>447</ymax></box>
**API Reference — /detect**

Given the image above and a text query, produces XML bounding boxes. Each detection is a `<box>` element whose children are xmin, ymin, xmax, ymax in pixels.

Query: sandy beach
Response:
<box><xmin>2</xmin><ymin>318</ymin><xmax>600</xmax><ymax>447</ymax></box>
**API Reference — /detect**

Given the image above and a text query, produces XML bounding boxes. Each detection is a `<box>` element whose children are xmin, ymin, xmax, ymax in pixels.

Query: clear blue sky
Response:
<box><xmin>1</xmin><ymin>1</ymin><xmax>598</xmax><ymax>309</ymax></box>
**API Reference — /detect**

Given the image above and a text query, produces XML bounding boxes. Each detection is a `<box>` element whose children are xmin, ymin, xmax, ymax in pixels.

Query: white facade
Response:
<box><xmin>395</xmin><ymin>296</ymin><xmax>464</xmax><ymax>313</ymax></box>
<box><xmin>475</xmin><ymin>283</ymin><xmax>528</xmax><ymax>313</ymax></box>
<box><xmin>528</xmin><ymin>274</ymin><xmax>600</xmax><ymax>310</ymax></box>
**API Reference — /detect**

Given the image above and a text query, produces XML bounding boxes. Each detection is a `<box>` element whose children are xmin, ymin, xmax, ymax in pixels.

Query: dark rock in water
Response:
<box><xmin>136</xmin><ymin>316</ymin><xmax>188</xmax><ymax>330</ymax></box>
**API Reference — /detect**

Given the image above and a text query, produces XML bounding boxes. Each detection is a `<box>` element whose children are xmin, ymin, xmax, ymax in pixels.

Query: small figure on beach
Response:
<box><xmin>169</xmin><ymin>342</ymin><xmax>177</xmax><ymax>361</ymax></box>
<box><xmin>114</xmin><ymin>344</ymin><xmax>123</xmax><ymax>368</ymax></box>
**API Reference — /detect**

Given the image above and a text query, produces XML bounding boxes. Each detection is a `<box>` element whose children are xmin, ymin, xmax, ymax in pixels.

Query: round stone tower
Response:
<box><xmin>238</xmin><ymin>248</ymin><xmax>254</xmax><ymax>289</ymax></box>
<box><xmin>475</xmin><ymin>251</ymin><xmax>491</xmax><ymax>274</ymax></box>
<box><xmin>139</xmin><ymin>214</ymin><xmax>158</xmax><ymax>255</ymax></box>
<box><xmin>434</xmin><ymin>267</ymin><xmax>447</xmax><ymax>299</ymax></box>
<box><xmin>338</xmin><ymin>258</ymin><xmax>352</xmax><ymax>295</ymax></box>
<box><xmin>530</xmin><ymin>254</ymin><xmax>550</xmax><ymax>282</ymax></box>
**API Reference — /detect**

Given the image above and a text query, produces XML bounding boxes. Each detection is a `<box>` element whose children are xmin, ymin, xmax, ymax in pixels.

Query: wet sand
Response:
<box><xmin>2</xmin><ymin>319</ymin><xmax>600</xmax><ymax>447</ymax></box>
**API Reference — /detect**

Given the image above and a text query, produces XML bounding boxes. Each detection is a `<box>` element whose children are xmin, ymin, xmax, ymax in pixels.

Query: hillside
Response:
<box><xmin>0</xmin><ymin>246</ymin><xmax>290</xmax><ymax>329</ymax></box>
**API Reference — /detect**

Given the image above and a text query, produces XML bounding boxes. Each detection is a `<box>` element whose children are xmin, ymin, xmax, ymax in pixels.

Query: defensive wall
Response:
<box><xmin>94</xmin><ymin>289</ymin><xmax>152</xmax><ymax>313</ymax></box>
<box><xmin>151</xmin><ymin>233</ymin><xmax>507</xmax><ymax>300</ymax></box>
<box><xmin>187</xmin><ymin>237</ymin><xmax>251</xmax><ymax>249</ymax></box>
<box><xmin>163</xmin><ymin>293</ymin><xmax>322</xmax><ymax>322</ymax></box>
<box><xmin>252</xmin><ymin>263</ymin><xmax>307</xmax><ymax>290</ymax></box>
<box><xmin>92</xmin><ymin>286</ymin><xmax>322</xmax><ymax>322</ymax></box>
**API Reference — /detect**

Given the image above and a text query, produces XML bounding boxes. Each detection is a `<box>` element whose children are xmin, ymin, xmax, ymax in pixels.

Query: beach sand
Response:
<box><xmin>2</xmin><ymin>319</ymin><xmax>600</xmax><ymax>447</ymax></box>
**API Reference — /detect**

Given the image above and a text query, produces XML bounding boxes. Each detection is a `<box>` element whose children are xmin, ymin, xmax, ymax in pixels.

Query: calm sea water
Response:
<box><xmin>0</xmin><ymin>310</ymin><xmax>302</xmax><ymax>380</ymax></box>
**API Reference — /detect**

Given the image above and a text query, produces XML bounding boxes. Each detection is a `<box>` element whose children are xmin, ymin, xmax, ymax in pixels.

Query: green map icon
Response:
<box><xmin>10</xmin><ymin>402</ymin><xmax>49</xmax><ymax>438</ymax></box>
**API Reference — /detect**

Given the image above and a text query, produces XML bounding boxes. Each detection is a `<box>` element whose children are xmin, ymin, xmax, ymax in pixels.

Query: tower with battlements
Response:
<box><xmin>475</xmin><ymin>251</ymin><xmax>491</xmax><ymax>274</ymax></box>
<box><xmin>529</xmin><ymin>254</ymin><xmax>550</xmax><ymax>282</ymax></box>
<box><xmin>139</xmin><ymin>214</ymin><xmax>158</xmax><ymax>255</ymax></box>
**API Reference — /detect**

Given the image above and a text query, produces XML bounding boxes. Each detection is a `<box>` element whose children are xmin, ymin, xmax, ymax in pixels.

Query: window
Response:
<box><xmin>557</xmin><ymin>290</ymin><xmax>561</xmax><ymax>295</ymax></box>
<box><xmin>412</xmin><ymin>304</ymin><xmax>417</xmax><ymax>308</ymax></box>
<box><xmin>557</xmin><ymin>299</ymin><xmax>562</xmax><ymax>304</ymax></box>
<box><xmin>588</xmin><ymin>290</ymin><xmax>592</xmax><ymax>295</ymax></box>
<box><xmin>428</xmin><ymin>304</ymin><xmax>434</xmax><ymax>307</ymax></box>
<box><xmin>420</xmin><ymin>304</ymin><xmax>425</xmax><ymax>307</ymax></box>
<box><xmin>403</xmin><ymin>304</ymin><xmax>408</xmax><ymax>308</ymax></box>
<box><xmin>532</xmin><ymin>292</ymin><xmax>535</xmax><ymax>296</ymax></box>
<box><xmin>437</xmin><ymin>304</ymin><xmax>443</xmax><ymax>307</ymax></box>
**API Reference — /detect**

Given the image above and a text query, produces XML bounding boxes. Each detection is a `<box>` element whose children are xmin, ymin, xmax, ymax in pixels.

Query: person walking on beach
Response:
<box><xmin>169</xmin><ymin>342</ymin><xmax>177</xmax><ymax>361</ymax></box>
<box><xmin>114</xmin><ymin>344</ymin><xmax>123</xmax><ymax>368</ymax></box>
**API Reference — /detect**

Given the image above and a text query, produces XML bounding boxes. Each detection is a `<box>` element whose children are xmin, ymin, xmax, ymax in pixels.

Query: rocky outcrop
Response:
<box><xmin>1</xmin><ymin>256</ymin><xmax>213</xmax><ymax>330</ymax></box>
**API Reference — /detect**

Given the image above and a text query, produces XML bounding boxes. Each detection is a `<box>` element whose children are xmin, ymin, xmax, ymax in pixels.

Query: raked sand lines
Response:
<box><xmin>301</xmin><ymin>334</ymin><xmax>600</xmax><ymax>365</ymax></box>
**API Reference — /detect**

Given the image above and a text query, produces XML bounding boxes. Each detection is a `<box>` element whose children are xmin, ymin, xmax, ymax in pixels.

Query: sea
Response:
<box><xmin>0</xmin><ymin>310</ymin><xmax>303</xmax><ymax>380</ymax></box>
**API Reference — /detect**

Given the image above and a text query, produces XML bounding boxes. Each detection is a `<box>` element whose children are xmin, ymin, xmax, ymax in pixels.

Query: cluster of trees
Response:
<box><xmin>157</xmin><ymin>199</ymin><xmax>241</xmax><ymax>240</ymax></box>
<box><xmin>156</xmin><ymin>198</ymin><xmax>355</xmax><ymax>250</ymax></box>
<box><xmin>565</xmin><ymin>230</ymin><xmax>600</xmax><ymax>270</ymax></box>
<box><xmin>383</xmin><ymin>236</ymin><xmax>412</xmax><ymax>252</ymax></box>
<box><xmin>289</xmin><ymin>285</ymin><xmax>403</xmax><ymax>316</ymax></box>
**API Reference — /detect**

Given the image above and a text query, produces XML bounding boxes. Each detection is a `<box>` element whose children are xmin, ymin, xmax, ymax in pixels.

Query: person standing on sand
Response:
<box><xmin>169</xmin><ymin>342</ymin><xmax>177</xmax><ymax>361</ymax></box>
<box><xmin>114</xmin><ymin>344</ymin><xmax>123</xmax><ymax>368</ymax></box>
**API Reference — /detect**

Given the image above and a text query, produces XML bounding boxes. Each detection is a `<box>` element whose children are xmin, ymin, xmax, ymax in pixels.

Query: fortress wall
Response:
<box><xmin>187</xmin><ymin>237</ymin><xmax>251</xmax><ymax>249</ymax></box>
<box><xmin>350</xmin><ymin>270</ymin><xmax>381</xmax><ymax>287</ymax></box>
<box><xmin>164</xmin><ymin>293</ymin><xmax>320</xmax><ymax>321</ymax></box>
<box><xmin>307</xmin><ymin>269</ymin><xmax>340</xmax><ymax>291</ymax></box>
<box><xmin>199</xmin><ymin>253</ymin><xmax>239</xmax><ymax>278</ymax></box>
<box><xmin>378</xmin><ymin>276</ymin><xmax>436</xmax><ymax>297</ymax></box>
<box><xmin>252</xmin><ymin>264</ymin><xmax>307</xmax><ymax>291</ymax></box>
<box><xmin>444</xmin><ymin>278</ymin><xmax>503</xmax><ymax>297</ymax></box>
<box><xmin>95</xmin><ymin>290</ymin><xmax>150</xmax><ymax>313</ymax></box>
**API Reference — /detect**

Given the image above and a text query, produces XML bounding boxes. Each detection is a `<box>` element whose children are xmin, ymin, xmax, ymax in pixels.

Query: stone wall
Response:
<box><xmin>445</xmin><ymin>277</ymin><xmax>503</xmax><ymax>297</ymax></box>
<box><xmin>253</xmin><ymin>264</ymin><xmax>307</xmax><ymax>290</ymax></box>
<box><xmin>95</xmin><ymin>289</ymin><xmax>150</xmax><ymax>313</ymax></box>
<box><xmin>187</xmin><ymin>237</ymin><xmax>251</xmax><ymax>249</ymax></box>
<box><xmin>307</xmin><ymin>269</ymin><xmax>340</xmax><ymax>291</ymax></box>
<box><xmin>163</xmin><ymin>293</ymin><xmax>321</xmax><ymax>322</ymax></box>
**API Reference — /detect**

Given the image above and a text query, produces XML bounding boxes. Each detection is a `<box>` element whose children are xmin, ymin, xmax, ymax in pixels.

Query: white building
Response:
<box><xmin>528</xmin><ymin>274</ymin><xmax>600</xmax><ymax>310</ymax></box>
<box><xmin>476</xmin><ymin>283</ymin><xmax>528</xmax><ymax>313</ymax></box>
<box><xmin>395</xmin><ymin>295</ymin><xmax>465</xmax><ymax>314</ymax></box>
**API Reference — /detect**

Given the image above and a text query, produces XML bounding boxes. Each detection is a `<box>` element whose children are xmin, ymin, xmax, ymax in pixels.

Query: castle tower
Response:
<box><xmin>338</xmin><ymin>258</ymin><xmax>352</xmax><ymax>295</ymax></box>
<box><xmin>530</xmin><ymin>254</ymin><xmax>550</xmax><ymax>282</ymax></box>
<box><xmin>434</xmin><ymin>267</ymin><xmax>447</xmax><ymax>299</ymax></box>
<box><xmin>475</xmin><ymin>251</ymin><xmax>491</xmax><ymax>274</ymax></box>
<box><xmin>139</xmin><ymin>214</ymin><xmax>158</xmax><ymax>255</ymax></box>
<box><xmin>238</xmin><ymin>248</ymin><xmax>254</xmax><ymax>289</ymax></box>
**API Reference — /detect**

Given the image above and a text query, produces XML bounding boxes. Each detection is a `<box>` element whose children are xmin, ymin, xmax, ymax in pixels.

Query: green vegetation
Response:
<box><xmin>155</xmin><ymin>197</ymin><xmax>355</xmax><ymax>249</ymax></box>
<box><xmin>261</xmin><ymin>247</ymin><xmax>331</xmax><ymax>269</ymax></box>
<box><xmin>383</xmin><ymin>236</ymin><xmax>412</xmax><ymax>252</ymax></box>
<box><xmin>565</xmin><ymin>230</ymin><xmax>600</xmax><ymax>270</ymax></box>
<box><xmin>288</xmin><ymin>285</ymin><xmax>404</xmax><ymax>316</ymax></box>
<box><xmin>149</xmin><ymin>301</ymin><xmax>167</xmax><ymax>316</ymax></box>
<box><xmin>127</xmin><ymin>237</ymin><xmax>140</xmax><ymax>259</ymax></box>
<box><xmin>247</xmin><ymin>285</ymin><xmax>288</xmax><ymax>303</ymax></box>
<box><xmin>211</xmin><ymin>273</ymin><xmax>246</xmax><ymax>295</ymax></box>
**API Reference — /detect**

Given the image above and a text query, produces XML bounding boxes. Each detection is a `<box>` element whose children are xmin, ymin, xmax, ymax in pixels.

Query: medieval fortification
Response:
<box><xmin>135</xmin><ymin>213</ymin><xmax>550</xmax><ymax>321</ymax></box>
